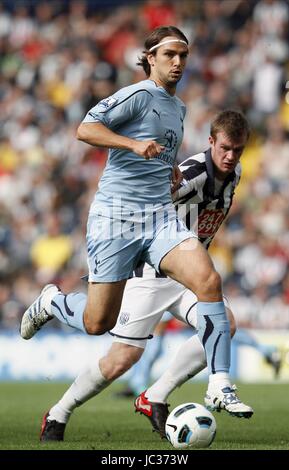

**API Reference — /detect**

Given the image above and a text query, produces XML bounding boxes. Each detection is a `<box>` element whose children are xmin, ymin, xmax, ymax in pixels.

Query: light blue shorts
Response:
<box><xmin>86</xmin><ymin>204</ymin><xmax>196</xmax><ymax>282</ymax></box>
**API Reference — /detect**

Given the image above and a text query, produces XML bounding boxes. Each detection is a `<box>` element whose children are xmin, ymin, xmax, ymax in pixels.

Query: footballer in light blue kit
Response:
<box><xmin>22</xmin><ymin>28</ymin><xmax>242</xmax><ymax>442</ymax></box>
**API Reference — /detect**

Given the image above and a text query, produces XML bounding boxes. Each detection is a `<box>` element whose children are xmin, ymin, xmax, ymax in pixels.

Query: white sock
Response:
<box><xmin>208</xmin><ymin>371</ymin><xmax>231</xmax><ymax>392</ymax></box>
<box><xmin>146</xmin><ymin>334</ymin><xmax>206</xmax><ymax>403</ymax></box>
<box><xmin>48</xmin><ymin>360</ymin><xmax>110</xmax><ymax>424</ymax></box>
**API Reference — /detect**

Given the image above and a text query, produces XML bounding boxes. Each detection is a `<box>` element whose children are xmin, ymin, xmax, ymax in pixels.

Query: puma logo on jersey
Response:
<box><xmin>153</xmin><ymin>108</ymin><xmax>161</xmax><ymax>119</ymax></box>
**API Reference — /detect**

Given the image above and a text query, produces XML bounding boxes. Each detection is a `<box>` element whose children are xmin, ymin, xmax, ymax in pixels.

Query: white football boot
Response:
<box><xmin>20</xmin><ymin>284</ymin><xmax>60</xmax><ymax>340</ymax></box>
<box><xmin>205</xmin><ymin>385</ymin><xmax>254</xmax><ymax>418</ymax></box>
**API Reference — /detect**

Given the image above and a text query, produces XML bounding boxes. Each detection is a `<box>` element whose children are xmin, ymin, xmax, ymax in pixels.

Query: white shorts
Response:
<box><xmin>110</xmin><ymin>275</ymin><xmax>230</xmax><ymax>348</ymax></box>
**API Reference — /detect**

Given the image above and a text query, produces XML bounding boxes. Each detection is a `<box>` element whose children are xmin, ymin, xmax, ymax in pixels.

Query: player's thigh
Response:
<box><xmin>110</xmin><ymin>277</ymin><xmax>180</xmax><ymax>348</ymax></box>
<box><xmin>143</xmin><ymin>206</ymin><xmax>195</xmax><ymax>276</ymax></box>
<box><xmin>160</xmin><ymin>238</ymin><xmax>219</xmax><ymax>293</ymax></box>
<box><xmin>85</xmin><ymin>280</ymin><xmax>126</xmax><ymax>330</ymax></box>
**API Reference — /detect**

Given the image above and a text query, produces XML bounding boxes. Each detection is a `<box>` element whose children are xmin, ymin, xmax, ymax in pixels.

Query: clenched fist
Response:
<box><xmin>132</xmin><ymin>140</ymin><xmax>165</xmax><ymax>159</ymax></box>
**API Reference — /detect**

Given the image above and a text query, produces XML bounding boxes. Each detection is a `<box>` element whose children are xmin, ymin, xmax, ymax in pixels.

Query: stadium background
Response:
<box><xmin>0</xmin><ymin>0</ymin><xmax>289</xmax><ymax>384</ymax></box>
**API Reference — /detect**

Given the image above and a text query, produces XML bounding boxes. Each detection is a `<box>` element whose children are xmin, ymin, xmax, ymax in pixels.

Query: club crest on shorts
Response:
<box><xmin>119</xmin><ymin>311</ymin><xmax>130</xmax><ymax>325</ymax></box>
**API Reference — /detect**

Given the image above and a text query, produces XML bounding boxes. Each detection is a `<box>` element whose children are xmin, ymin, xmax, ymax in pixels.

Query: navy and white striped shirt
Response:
<box><xmin>175</xmin><ymin>148</ymin><xmax>241</xmax><ymax>249</ymax></box>
<box><xmin>135</xmin><ymin>148</ymin><xmax>241</xmax><ymax>278</ymax></box>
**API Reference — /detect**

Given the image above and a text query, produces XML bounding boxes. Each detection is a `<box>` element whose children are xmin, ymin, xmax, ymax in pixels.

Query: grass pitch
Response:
<box><xmin>0</xmin><ymin>381</ymin><xmax>288</xmax><ymax>450</ymax></box>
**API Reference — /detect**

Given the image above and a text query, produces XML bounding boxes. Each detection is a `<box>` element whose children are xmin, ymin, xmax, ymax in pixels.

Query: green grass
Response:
<box><xmin>0</xmin><ymin>382</ymin><xmax>288</xmax><ymax>450</ymax></box>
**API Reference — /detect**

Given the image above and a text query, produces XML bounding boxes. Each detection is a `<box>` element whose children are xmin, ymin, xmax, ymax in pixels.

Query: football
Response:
<box><xmin>165</xmin><ymin>402</ymin><xmax>216</xmax><ymax>449</ymax></box>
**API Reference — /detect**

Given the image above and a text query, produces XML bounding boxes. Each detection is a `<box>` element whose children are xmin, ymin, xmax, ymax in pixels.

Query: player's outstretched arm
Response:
<box><xmin>77</xmin><ymin>122</ymin><xmax>164</xmax><ymax>159</ymax></box>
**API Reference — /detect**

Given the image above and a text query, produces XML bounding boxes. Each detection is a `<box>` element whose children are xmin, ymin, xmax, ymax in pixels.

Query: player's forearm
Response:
<box><xmin>77</xmin><ymin>122</ymin><xmax>135</xmax><ymax>151</ymax></box>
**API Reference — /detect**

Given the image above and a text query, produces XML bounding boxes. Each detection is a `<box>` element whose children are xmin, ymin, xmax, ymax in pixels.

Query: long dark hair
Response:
<box><xmin>137</xmin><ymin>26</ymin><xmax>188</xmax><ymax>76</ymax></box>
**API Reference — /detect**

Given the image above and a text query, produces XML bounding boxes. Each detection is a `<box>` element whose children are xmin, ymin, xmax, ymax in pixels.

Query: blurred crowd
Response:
<box><xmin>1</xmin><ymin>0</ymin><xmax>289</xmax><ymax>331</ymax></box>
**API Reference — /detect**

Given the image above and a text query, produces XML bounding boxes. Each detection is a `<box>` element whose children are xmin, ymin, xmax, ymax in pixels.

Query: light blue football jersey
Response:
<box><xmin>82</xmin><ymin>79</ymin><xmax>186</xmax><ymax>213</ymax></box>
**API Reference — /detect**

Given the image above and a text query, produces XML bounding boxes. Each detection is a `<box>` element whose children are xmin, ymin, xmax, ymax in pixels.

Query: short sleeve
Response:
<box><xmin>82</xmin><ymin>87</ymin><xmax>153</xmax><ymax>130</ymax></box>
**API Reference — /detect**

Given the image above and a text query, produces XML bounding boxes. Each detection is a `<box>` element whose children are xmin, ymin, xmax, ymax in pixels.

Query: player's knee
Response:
<box><xmin>196</xmin><ymin>270</ymin><xmax>222</xmax><ymax>298</ymax></box>
<box><xmin>84</xmin><ymin>318</ymin><xmax>115</xmax><ymax>335</ymax></box>
<box><xmin>206</xmin><ymin>270</ymin><xmax>222</xmax><ymax>293</ymax></box>
<box><xmin>108</xmin><ymin>348</ymin><xmax>142</xmax><ymax>379</ymax></box>
<box><xmin>83</xmin><ymin>306</ymin><xmax>118</xmax><ymax>335</ymax></box>
<box><xmin>107</xmin><ymin>358</ymin><xmax>130</xmax><ymax>379</ymax></box>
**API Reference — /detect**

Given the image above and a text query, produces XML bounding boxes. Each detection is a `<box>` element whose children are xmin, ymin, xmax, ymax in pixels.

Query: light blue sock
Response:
<box><xmin>129</xmin><ymin>335</ymin><xmax>163</xmax><ymax>395</ymax></box>
<box><xmin>197</xmin><ymin>301</ymin><xmax>230</xmax><ymax>374</ymax></box>
<box><xmin>51</xmin><ymin>292</ymin><xmax>87</xmax><ymax>333</ymax></box>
